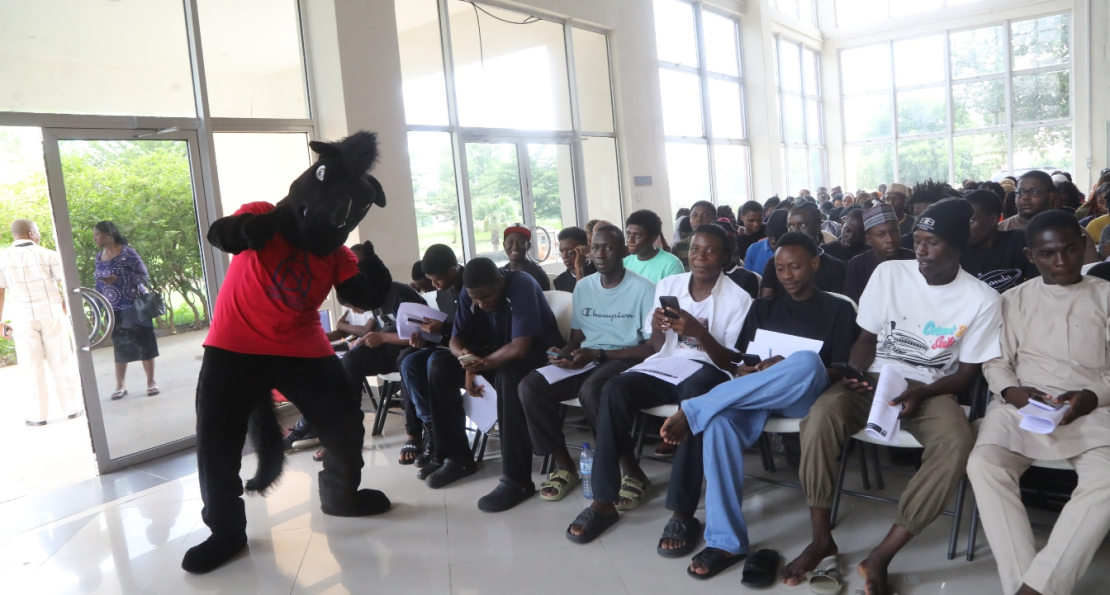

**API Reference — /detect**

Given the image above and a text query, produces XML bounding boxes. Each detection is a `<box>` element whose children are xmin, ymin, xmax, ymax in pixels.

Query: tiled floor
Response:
<box><xmin>3</xmin><ymin>412</ymin><xmax>1109</xmax><ymax>595</ymax></box>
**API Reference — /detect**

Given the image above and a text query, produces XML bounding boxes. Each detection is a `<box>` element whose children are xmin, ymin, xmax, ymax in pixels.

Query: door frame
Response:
<box><xmin>41</xmin><ymin>127</ymin><xmax>220</xmax><ymax>473</ymax></box>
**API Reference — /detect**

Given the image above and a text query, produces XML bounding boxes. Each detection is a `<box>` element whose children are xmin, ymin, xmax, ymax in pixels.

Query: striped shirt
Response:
<box><xmin>0</xmin><ymin>240</ymin><xmax>66</xmax><ymax>322</ymax></box>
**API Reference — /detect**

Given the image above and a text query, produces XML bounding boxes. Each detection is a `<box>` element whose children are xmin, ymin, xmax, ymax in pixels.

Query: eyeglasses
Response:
<box><xmin>1014</xmin><ymin>188</ymin><xmax>1047</xmax><ymax>198</ymax></box>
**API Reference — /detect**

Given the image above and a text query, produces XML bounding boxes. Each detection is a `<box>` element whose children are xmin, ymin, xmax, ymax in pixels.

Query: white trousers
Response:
<box><xmin>967</xmin><ymin>443</ymin><xmax>1110</xmax><ymax>595</ymax></box>
<box><xmin>10</xmin><ymin>317</ymin><xmax>83</xmax><ymax>422</ymax></box>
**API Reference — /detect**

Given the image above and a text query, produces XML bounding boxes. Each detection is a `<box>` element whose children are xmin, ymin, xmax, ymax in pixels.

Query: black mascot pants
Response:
<box><xmin>195</xmin><ymin>346</ymin><xmax>366</xmax><ymax>537</ymax></box>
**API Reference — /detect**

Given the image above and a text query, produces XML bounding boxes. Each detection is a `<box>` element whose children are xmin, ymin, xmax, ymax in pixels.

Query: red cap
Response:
<box><xmin>503</xmin><ymin>224</ymin><xmax>531</xmax><ymax>239</ymax></box>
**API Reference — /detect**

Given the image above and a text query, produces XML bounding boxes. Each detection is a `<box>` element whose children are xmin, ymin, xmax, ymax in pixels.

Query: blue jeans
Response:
<box><xmin>399</xmin><ymin>348</ymin><xmax>437</xmax><ymax>424</ymax></box>
<box><xmin>681</xmin><ymin>351</ymin><xmax>830</xmax><ymax>554</ymax></box>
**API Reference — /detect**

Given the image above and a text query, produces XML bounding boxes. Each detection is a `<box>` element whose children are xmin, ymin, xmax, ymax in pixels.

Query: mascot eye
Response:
<box><xmin>315</xmin><ymin>165</ymin><xmax>326</xmax><ymax>181</ymax></box>
<box><xmin>301</xmin><ymin>206</ymin><xmax>309</xmax><ymax>217</ymax></box>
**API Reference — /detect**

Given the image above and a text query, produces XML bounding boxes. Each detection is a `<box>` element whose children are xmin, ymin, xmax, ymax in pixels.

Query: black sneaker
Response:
<box><xmin>414</xmin><ymin>424</ymin><xmax>435</xmax><ymax>468</ymax></box>
<box><xmin>425</xmin><ymin>459</ymin><xmax>477</xmax><ymax>489</ymax></box>
<box><xmin>416</xmin><ymin>458</ymin><xmax>442</xmax><ymax>480</ymax></box>
<box><xmin>282</xmin><ymin>419</ymin><xmax>320</xmax><ymax>452</ymax></box>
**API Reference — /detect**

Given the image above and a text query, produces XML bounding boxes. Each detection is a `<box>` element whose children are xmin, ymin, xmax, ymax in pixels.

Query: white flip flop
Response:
<box><xmin>806</xmin><ymin>555</ymin><xmax>842</xmax><ymax>594</ymax></box>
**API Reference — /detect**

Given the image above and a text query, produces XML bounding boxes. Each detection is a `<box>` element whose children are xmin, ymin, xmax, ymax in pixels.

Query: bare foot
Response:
<box><xmin>568</xmin><ymin>502</ymin><xmax>616</xmax><ymax>537</ymax></box>
<box><xmin>688</xmin><ymin>547</ymin><xmax>736</xmax><ymax>575</ymax></box>
<box><xmin>615</xmin><ymin>472</ymin><xmax>649</xmax><ymax>508</ymax></box>
<box><xmin>857</xmin><ymin>557</ymin><xmax>894</xmax><ymax>595</ymax></box>
<box><xmin>659</xmin><ymin>515</ymin><xmax>697</xmax><ymax>551</ymax></box>
<box><xmin>782</xmin><ymin>540</ymin><xmax>838</xmax><ymax>586</ymax></box>
<box><xmin>660</xmin><ymin>408</ymin><xmax>690</xmax><ymax>445</ymax></box>
<box><xmin>540</xmin><ymin>469</ymin><xmax>578</xmax><ymax>498</ymax></box>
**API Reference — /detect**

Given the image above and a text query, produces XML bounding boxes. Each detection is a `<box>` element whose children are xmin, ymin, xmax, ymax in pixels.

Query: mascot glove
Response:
<box><xmin>242</xmin><ymin>212</ymin><xmax>280</xmax><ymax>251</ymax></box>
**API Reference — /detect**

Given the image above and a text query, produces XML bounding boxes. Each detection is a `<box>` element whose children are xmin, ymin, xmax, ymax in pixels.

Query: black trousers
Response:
<box><xmin>195</xmin><ymin>347</ymin><xmax>366</xmax><ymax>537</ymax></box>
<box><xmin>341</xmin><ymin>343</ymin><xmax>404</xmax><ymax>379</ymax></box>
<box><xmin>426</xmin><ymin>348</ymin><xmax>547</xmax><ymax>469</ymax></box>
<box><xmin>591</xmin><ymin>362</ymin><xmax>729</xmax><ymax>513</ymax></box>
<box><xmin>515</xmin><ymin>358</ymin><xmax>637</xmax><ymax>478</ymax></box>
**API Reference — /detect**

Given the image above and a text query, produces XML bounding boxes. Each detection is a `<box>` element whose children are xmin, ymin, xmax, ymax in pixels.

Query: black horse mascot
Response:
<box><xmin>183</xmin><ymin>131</ymin><xmax>393</xmax><ymax>573</ymax></box>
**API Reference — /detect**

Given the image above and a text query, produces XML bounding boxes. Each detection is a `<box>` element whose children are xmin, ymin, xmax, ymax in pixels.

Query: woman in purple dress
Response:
<box><xmin>93</xmin><ymin>221</ymin><xmax>159</xmax><ymax>399</ymax></box>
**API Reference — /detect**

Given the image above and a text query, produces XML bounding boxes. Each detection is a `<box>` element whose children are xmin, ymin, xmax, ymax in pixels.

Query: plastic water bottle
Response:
<box><xmin>580</xmin><ymin>443</ymin><xmax>594</xmax><ymax>500</ymax></box>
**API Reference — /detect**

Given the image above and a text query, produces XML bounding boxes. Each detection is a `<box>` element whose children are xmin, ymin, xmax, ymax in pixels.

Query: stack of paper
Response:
<box><xmin>397</xmin><ymin>302</ymin><xmax>449</xmax><ymax>343</ymax></box>
<box><xmin>462</xmin><ymin>376</ymin><xmax>499</xmax><ymax>433</ymax></box>
<box><xmin>1018</xmin><ymin>399</ymin><xmax>1071</xmax><ymax>434</ymax></box>
<box><xmin>865</xmin><ymin>365</ymin><xmax>906</xmax><ymax>444</ymax></box>
<box><xmin>745</xmin><ymin>329</ymin><xmax>824</xmax><ymax>361</ymax></box>
<box><xmin>536</xmin><ymin>362</ymin><xmax>597</xmax><ymax>384</ymax></box>
<box><xmin>625</xmin><ymin>357</ymin><xmax>704</xmax><ymax>385</ymax></box>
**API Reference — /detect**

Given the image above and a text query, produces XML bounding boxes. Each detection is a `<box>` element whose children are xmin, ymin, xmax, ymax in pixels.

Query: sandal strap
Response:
<box><xmin>542</xmin><ymin>469</ymin><xmax>575</xmax><ymax>487</ymax></box>
<box><xmin>691</xmin><ymin>547</ymin><xmax>729</xmax><ymax>566</ymax></box>
<box><xmin>618</xmin><ymin>475</ymin><xmax>647</xmax><ymax>496</ymax></box>
<box><xmin>661</xmin><ymin>517</ymin><xmax>696</xmax><ymax>540</ymax></box>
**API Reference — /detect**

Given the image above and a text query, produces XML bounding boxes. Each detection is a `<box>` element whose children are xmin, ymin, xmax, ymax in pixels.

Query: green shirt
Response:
<box><xmin>623</xmin><ymin>249</ymin><xmax>684</xmax><ymax>283</ymax></box>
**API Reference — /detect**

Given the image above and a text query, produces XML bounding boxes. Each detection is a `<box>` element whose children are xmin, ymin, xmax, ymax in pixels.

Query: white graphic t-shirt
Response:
<box><xmin>857</xmin><ymin>260</ymin><xmax>1002</xmax><ymax>385</ymax></box>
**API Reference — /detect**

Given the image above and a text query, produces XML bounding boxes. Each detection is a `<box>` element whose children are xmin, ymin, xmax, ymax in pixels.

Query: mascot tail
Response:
<box><xmin>245</xmin><ymin>397</ymin><xmax>286</xmax><ymax>495</ymax></box>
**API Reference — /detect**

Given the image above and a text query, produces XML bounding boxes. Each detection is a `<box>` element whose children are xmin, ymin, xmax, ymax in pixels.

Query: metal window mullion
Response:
<box><xmin>437</xmin><ymin>0</ymin><xmax>475</xmax><ymax>261</ymax></box>
<box><xmin>796</xmin><ymin>39</ymin><xmax>811</xmax><ymax>186</ymax></box>
<box><xmin>951</xmin><ymin>72</ymin><xmax>1006</xmax><ymax>85</ymax></box>
<box><xmin>1012</xmin><ymin>118</ymin><xmax>1072</xmax><ymax>130</ymax></box>
<box><xmin>889</xmin><ymin>40</ymin><xmax>899</xmax><ymax>181</ymax></box>
<box><xmin>295</xmin><ymin>0</ymin><xmax>316</xmax><ymax>128</ymax></box>
<box><xmin>693</xmin><ymin>2</ymin><xmax>717</xmax><ymax>206</ymax></box>
<box><xmin>734</xmin><ymin>16</ymin><xmax>752</xmax><ymax>201</ymax></box>
<box><xmin>517</xmin><ymin>142</ymin><xmax>536</xmax><ymax>253</ymax></box>
<box><xmin>564</xmin><ymin>22</ymin><xmax>587</xmax><ymax>224</ymax></box>
<box><xmin>944</xmin><ymin>30</ymin><xmax>955</xmax><ymax>185</ymax></box>
<box><xmin>1003</xmin><ymin>18</ymin><xmax>1014</xmax><ymax>175</ymax></box>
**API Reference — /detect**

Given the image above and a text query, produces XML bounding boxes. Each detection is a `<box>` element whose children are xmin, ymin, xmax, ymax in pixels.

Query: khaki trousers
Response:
<box><xmin>11</xmin><ymin>317</ymin><xmax>83</xmax><ymax>422</ymax></box>
<box><xmin>967</xmin><ymin>444</ymin><xmax>1110</xmax><ymax>595</ymax></box>
<box><xmin>798</xmin><ymin>381</ymin><xmax>974</xmax><ymax>534</ymax></box>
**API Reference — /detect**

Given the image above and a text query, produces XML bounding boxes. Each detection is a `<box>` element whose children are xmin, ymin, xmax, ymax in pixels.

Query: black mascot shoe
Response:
<box><xmin>417</xmin><ymin>458</ymin><xmax>442</xmax><ymax>480</ymax></box>
<box><xmin>318</xmin><ymin>470</ymin><xmax>391</xmax><ymax>517</ymax></box>
<box><xmin>181</xmin><ymin>533</ymin><xmax>248</xmax><ymax>574</ymax></box>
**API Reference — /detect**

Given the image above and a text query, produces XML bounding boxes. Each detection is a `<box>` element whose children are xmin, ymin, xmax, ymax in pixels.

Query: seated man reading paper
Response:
<box><xmin>967</xmin><ymin>210</ymin><xmax>1110</xmax><ymax>595</ymax></box>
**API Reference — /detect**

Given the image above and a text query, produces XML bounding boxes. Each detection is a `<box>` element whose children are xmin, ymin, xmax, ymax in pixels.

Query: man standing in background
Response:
<box><xmin>0</xmin><ymin>219</ymin><xmax>83</xmax><ymax>426</ymax></box>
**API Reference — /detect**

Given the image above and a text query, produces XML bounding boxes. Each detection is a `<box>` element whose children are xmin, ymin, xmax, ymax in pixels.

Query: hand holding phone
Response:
<box><xmin>546</xmin><ymin>349</ymin><xmax>568</xmax><ymax>360</ymax></box>
<box><xmin>736</xmin><ymin>353</ymin><xmax>762</xmax><ymax>367</ymax></box>
<box><xmin>832</xmin><ymin>362</ymin><xmax>870</xmax><ymax>382</ymax></box>
<box><xmin>458</xmin><ymin>353</ymin><xmax>481</xmax><ymax>365</ymax></box>
<box><xmin>659</xmin><ymin>296</ymin><xmax>680</xmax><ymax>319</ymax></box>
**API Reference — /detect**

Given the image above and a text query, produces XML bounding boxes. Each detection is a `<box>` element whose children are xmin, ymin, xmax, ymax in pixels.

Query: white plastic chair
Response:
<box><xmin>543</xmin><ymin>290</ymin><xmax>574</xmax><ymax>343</ymax></box>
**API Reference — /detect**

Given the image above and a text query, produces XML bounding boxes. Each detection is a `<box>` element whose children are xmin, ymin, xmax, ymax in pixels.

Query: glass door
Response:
<box><xmin>526</xmin><ymin>143</ymin><xmax>577</xmax><ymax>265</ymax></box>
<box><xmin>41</xmin><ymin>128</ymin><xmax>218</xmax><ymax>473</ymax></box>
<box><xmin>462</xmin><ymin>142</ymin><xmax>525</xmax><ymax>263</ymax></box>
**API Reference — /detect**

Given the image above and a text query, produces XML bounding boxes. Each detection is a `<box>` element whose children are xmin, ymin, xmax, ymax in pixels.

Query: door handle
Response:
<box><xmin>80</xmin><ymin>346</ymin><xmax>90</xmax><ymax>352</ymax></box>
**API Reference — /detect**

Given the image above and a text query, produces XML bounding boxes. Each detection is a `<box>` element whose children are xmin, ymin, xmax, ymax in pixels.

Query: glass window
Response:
<box><xmin>713</xmin><ymin>144</ymin><xmax>750</xmax><ymax>207</ymax></box>
<box><xmin>582</xmin><ymin>137</ymin><xmax>623</xmax><ymax>225</ymax></box>
<box><xmin>889</xmin><ymin>0</ymin><xmax>943</xmax><ymax>18</ymax></box>
<box><xmin>573</xmin><ymin>28</ymin><xmax>616</xmax><ymax>133</ymax></box>
<box><xmin>779</xmin><ymin>41</ymin><xmax>802</xmax><ymax>93</ymax></box>
<box><xmin>407</xmin><ymin>131</ymin><xmax>464</xmax><ymax>262</ymax></box>
<box><xmin>897</xmin><ymin>138</ymin><xmax>949</xmax><ymax>185</ymax></box>
<box><xmin>395</xmin><ymin>0</ymin><xmax>449</xmax><ymax>126</ymax></box>
<box><xmin>465</xmin><ymin>142</ymin><xmax>525</xmax><ymax>262</ymax></box>
<box><xmin>953</xmin><ymin>79</ymin><xmax>1005</xmax><ymax>130</ymax></box>
<box><xmin>0</xmin><ymin>0</ymin><xmax>195</xmax><ymax>116</ymax></box>
<box><xmin>1011</xmin><ymin>14</ymin><xmax>1070</xmax><ymax>71</ymax></box>
<box><xmin>845</xmin><ymin>143</ymin><xmax>894</xmax><ymax>190</ymax></box>
<box><xmin>803</xmin><ymin>49</ymin><xmax>819</xmax><ymax>95</ymax></box>
<box><xmin>841</xmin><ymin>45</ymin><xmax>891</xmax><ymax>92</ymax></box>
<box><xmin>213</xmin><ymin>133</ymin><xmax>311</xmax><ymax>217</ymax></box>
<box><xmin>836</xmin><ymin>0</ymin><xmax>886</xmax><ymax>27</ymax></box>
<box><xmin>805</xmin><ymin>99</ymin><xmax>823</xmax><ymax>144</ymax></box>
<box><xmin>799</xmin><ymin>0</ymin><xmax>816</xmax><ymax>26</ymax></box>
<box><xmin>708</xmin><ymin>80</ymin><xmax>745</xmax><ymax>139</ymax></box>
<box><xmin>810</xmin><ymin>148</ymin><xmax>826</xmax><ymax>190</ymax></box>
<box><xmin>893</xmin><ymin>36</ymin><xmax>945</xmax><ymax>87</ymax></box>
<box><xmin>703</xmin><ymin>12</ymin><xmax>740</xmax><ymax>76</ymax></box>
<box><xmin>844</xmin><ymin>94</ymin><xmax>892</xmax><ymax>141</ymax></box>
<box><xmin>1012</xmin><ymin>70</ymin><xmax>1070</xmax><ymax>123</ymax></box>
<box><xmin>528</xmin><ymin>144</ymin><xmax>577</xmax><ymax>265</ymax></box>
<box><xmin>950</xmin><ymin>26</ymin><xmax>1003</xmax><ymax>79</ymax></box>
<box><xmin>450</xmin><ymin>2</ymin><xmax>572</xmax><ymax>130</ymax></box>
<box><xmin>653</xmin><ymin>0</ymin><xmax>699</xmax><ymax>67</ymax></box>
<box><xmin>659</xmin><ymin>68</ymin><xmax>705</xmax><ymax>137</ymax></box>
<box><xmin>782</xmin><ymin>95</ymin><xmax>805</xmax><ymax>143</ymax></box>
<box><xmin>1013</xmin><ymin>126</ymin><xmax>1072</xmax><ymax>170</ymax></box>
<box><xmin>665</xmin><ymin>143</ymin><xmax>711</xmax><ymax>219</ymax></box>
<box><xmin>787</xmin><ymin>148</ymin><xmax>809</xmax><ymax>194</ymax></box>
<box><xmin>953</xmin><ymin>132</ymin><xmax>1006</xmax><ymax>182</ymax></box>
<box><xmin>896</xmin><ymin>87</ymin><xmax>946</xmax><ymax>135</ymax></box>
<box><xmin>198</xmin><ymin>0</ymin><xmax>308</xmax><ymax>119</ymax></box>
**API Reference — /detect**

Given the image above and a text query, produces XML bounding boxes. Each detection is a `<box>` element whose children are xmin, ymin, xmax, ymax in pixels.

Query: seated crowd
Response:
<box><xmin>284</xmin><ymin>170</ymin><xmax>1110</xmax><ymax>595</ymax></box>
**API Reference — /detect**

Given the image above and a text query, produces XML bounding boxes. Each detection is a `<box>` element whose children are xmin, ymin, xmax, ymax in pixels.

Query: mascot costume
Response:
<box><xmin>183</xmin><ymin>131</ymin><xmax>393</xmax><ymax>574</ymax></box>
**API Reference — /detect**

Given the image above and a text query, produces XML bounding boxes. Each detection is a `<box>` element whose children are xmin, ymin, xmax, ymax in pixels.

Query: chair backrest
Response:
<box><xmin>547</xmin><ymin>272</ymin><xmax>560</xmax><ymax>288</ymax></box>
<box><xmin>1082</xmin><ymin>262</ymin><xmax>1099</xmax><ymax>274</ymax></box>
<box><xmin>827</xmin><ymin>292</ymin><xmax>858</xmax><ymax>313</ymax></box>
<box><xmin>543</xmin><ymin>290</ymin><xmax>574</xmax><ymax>342</ymax></box>
<box><xmin>420</xmin><ymin>291</ymin><xmax>440</xmax><ymax>312</ymax></box>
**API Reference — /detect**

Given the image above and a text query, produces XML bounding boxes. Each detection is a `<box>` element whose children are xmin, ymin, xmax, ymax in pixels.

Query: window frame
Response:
<box><xmin>776</xmin><ymin>34</ymin><xmax>826</xmax><ymax>194</ymax></box>
<box><xmin>837</xmin><ymin>10</ymin><xmax>1074</xmax><ymax>186</ymax></box>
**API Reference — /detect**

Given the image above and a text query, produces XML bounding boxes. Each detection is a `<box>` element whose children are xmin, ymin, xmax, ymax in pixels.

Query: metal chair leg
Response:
<box><xmin>831</xmin><ymin>440</ymin><xmax>853</xmax><ymax>528</ymax></box>
<box><xmin>363</xmin><ymin>379</ymin><xmax>378</xmax><ymax>412</ymax></box>
<box><xmin>948</xmin><ymin>477</ymin><xmax>968</xmax><ymax>560</ymax></box>
<box><xmin>758</xmin><ymin>433</ymin><xmax>773</xmax><ymax>472</ymax></box>
<box><xmin>477</xmin><ymin>432</ymin><xmax>490</xmax><ymax>462</ymax></box>
<box><xmin>371</xmin><ymin>381</ymin><xmax>393</xmax><ymax>436</ymax></box>
<box><xmin>470</xmin><ymin>428</ymin><xmax>482</xmax><ymax>456</ymax></box>
<box><xmin>859</xmin><ymin>440</ymin><xmax>871</xmax><ymax>490</ymax></box>
<box><xmin>870</xmin><ymin>444</ymin><xmax>885</xmax><ymax>490</ymax></box>
<box><xmin>966</xmin><ymin>501</ymin><xmax>980</xmax><ymax>562</ymax></box>
<box><xmin>540</xmin><ymin>454</ymin><xmax>552</xmax><ymax>475</ymax></box>
<box><xmin>632</xmin><ymin>412</ymin><xmax>646</xmax><ymax>463</ymax></box>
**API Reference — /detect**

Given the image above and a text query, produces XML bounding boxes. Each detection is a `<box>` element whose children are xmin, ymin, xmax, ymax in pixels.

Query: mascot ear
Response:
<box><xmin>366</xmin><ymin>174</ymin><xmax>387</xmax><ymax>208</ymax></box>
<box><xmin>308</xmin><ymin>140</ymin><xmax>341</xmax><ymax>158</ymax></box>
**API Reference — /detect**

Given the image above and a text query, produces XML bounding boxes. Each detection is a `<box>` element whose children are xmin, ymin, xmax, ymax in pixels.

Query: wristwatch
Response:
<box><xmin>597</xmin><ymin>349</ymin><xmax>609</xmax><ymax>364</ymax></box>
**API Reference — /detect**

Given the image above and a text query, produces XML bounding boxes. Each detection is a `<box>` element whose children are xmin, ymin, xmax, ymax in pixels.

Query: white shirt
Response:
<box><xmin>0</xmin><ymin>240</ymin><xmax>66</xmax><ymax>322</ymax></box>
<box><xmin>857</xmin><ymin>260</ymin><xmax>1002</xmax><ymax>385</ymax></box>
<box><xmin>342</xmin><ymin>307</ymin><xmax>374</xmax><ymax>328</ymax></box>
<box><xmin>645</xmin><ymin>272</ymin><xmax>752</xmax><ymax>371</ymax></box>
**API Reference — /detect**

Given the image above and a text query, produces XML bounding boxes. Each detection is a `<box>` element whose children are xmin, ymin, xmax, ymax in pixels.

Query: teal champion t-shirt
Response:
<box><xmin>623</xmin><ymin>249</ymin><xmax>684</xmax><ymax>283</ymax></box>
<box><xmin>571</xmin><ymin>269</ymin><xmax>657</xmax><ymax>350</ymax></box>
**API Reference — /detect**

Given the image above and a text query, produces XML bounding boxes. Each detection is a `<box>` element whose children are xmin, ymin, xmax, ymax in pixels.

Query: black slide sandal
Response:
<box><xmin>398</xmin><ymin>439</ymin><xmax>419</xmax><ymax>465</ymax></box>
<box><xmin>740</xmin><ymin>548</ymin><xmax>780</xmax><ymax>588</ymax></box>
<box><xmin>566</xmin><ymin>508</ymin><xmax>619</xmax><ymax>544</ymax></box>
<box><xmin>686</xmin><ymin>547</ymin><xmax>746</xmax><ymax>581</ymax></box>
<box><xmin>657</xmin><ymin>517</ymin><xmax>702</xmax><ymax>558</ymax></box>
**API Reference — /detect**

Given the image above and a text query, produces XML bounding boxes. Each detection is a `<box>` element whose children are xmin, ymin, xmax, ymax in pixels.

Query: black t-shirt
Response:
<box><xmin>724</xmin><ymin>265</ymin><xmax>760</xmax><ymax>299</ymax></box>
<box><xmin>736</xmin><ymin>229</ymin><xmax>766</xmax><ymax>263</ymax></box>
<box><xmin>898</xmin><ymin>214</ymin><xmax>915</xmax><ymax>236</ymax></box>
<box><xmin>553</xmin><ymin>261</ymin><xmax>597</xmax><ymax>293</ymax></box>
<box><xmin>761</xmin><ymin>252</ymin><xmax>846</xmax><ymax>295</ymax></box>
<box><xmin>959</xmin><ymin>230</ymin><xmax>1039</xmax><ymax>293</ymax></box>
<box><xmin>434</xmin><ymin>278</ymin><xmax>465</xmax><ymax>346</ymax></box>
<box><xmin>842</xmin><ymin>248</ymin><xmax>915</xmax><ymax>304</ymax></box>
<box><xmin>736</xmin><ymin>291</ymin><xmax>860</xmax><ymax>367</ymax></box>
<box><xmin>371</xmin><ymin>282</ymin><xmax>427</xmax><ymax>334</ymax></box>
<box><xmin>1087</xmin><ymin>263</ymin><xmax>1110</xmax><ymax>283</ymax></box>
<box><xmin>821</xmin><ymin>241</ymin><xmax>871</xmax><ymax>263</ymax></box>
<box><xmin>501</xmin><ymin>259</ymin><xmax>551</xmax><ymax>291</ymax></box>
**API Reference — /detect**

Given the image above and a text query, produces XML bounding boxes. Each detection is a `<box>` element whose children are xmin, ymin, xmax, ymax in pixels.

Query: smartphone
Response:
<box><xmin>832</xmin><ymin>362</ymin><xmax>871</xmax><ymax>383</ymax></box>
<box><xmin>546</xmin><ymin>349</ymin><xmax>568</xmax><ymax>360</ymax></box>
<box><xmin>659</xmin><ymin>296</ymin><xmax>681</xmax><ymax>319</ymax></box>
<box><xmin>406</xmin><ymin>316</ymin><xmax>425</xmax><ymax>324</ymax></box>
<box><xmin>1028</xmin><ymin>397</ymin><xmax>1064</xmax><ymax>411</ymax></box>
<box><xmin>736</xmin><ymin>353</ymin><xmax>762</xmax><ymax>367</ymax></box>
<box><xmin>458</xmin><ymin>353</ymin><xmax>481</xmax><ymax>364</ymax></box>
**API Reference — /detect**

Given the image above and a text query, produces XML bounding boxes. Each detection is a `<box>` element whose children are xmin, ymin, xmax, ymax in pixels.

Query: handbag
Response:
<box><xmin>134</xmin><ymin>288</ymin><xmax>166</xmax><ymax>319</ymax></box>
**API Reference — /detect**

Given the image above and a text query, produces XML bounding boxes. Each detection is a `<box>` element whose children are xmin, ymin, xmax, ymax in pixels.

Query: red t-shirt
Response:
<box><xmin>204</xmin><ymin>202</ymin><xmax>360</xmax><ymax>358</ymax></box>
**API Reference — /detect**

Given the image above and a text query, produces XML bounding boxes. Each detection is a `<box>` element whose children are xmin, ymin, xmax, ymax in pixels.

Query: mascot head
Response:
<box><xmin>276</xmin><ymin>131</ymin><xmax>386</xmax><ymax>255</ymax></box>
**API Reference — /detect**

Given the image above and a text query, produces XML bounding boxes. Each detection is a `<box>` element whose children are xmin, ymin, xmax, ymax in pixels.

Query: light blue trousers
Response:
<box><xmin>681</xmin><ymin>350</ymin><xmax>829</xmax><ymax>554</ymax></box>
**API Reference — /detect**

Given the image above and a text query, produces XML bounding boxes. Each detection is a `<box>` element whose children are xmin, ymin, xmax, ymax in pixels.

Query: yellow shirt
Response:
<box><xmin>1086</xmin><ymin>215</ymin><xmax>1109</xmax><ymax>248</ymax></box>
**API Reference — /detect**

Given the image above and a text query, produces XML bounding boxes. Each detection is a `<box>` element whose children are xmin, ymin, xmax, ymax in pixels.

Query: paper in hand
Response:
<box><xmin>625</xmin><ymin>356</ymin><xmax>703</xmax><ymax>385</ymax></box>
<box><xmin>536</xmin><ymin>362</ymin><xmax>597</xmax><ymax>384</ymax></box>
<box><xmin>865</xmin><ymin>364</ymin><xmax>907</xmax><ymax>444</ymax></box>
<box><xmin>461</xmin><ymin>375</ymin><xmax>499</xmax><ymax>434</ymax></box>
<box><xmin>396</xmin><ymin>302</ymin><xmax>448</xmax><ymax>343</ymax></box>
<box><xmin>745</xmin><ymin>329</ymin><xmax>824</xmax><ymax>360</ymax></box>
<box><xmin>1018</xmin><ymin>399</ymin><xmax>1071</xmax><ymax>434</ymax></box>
